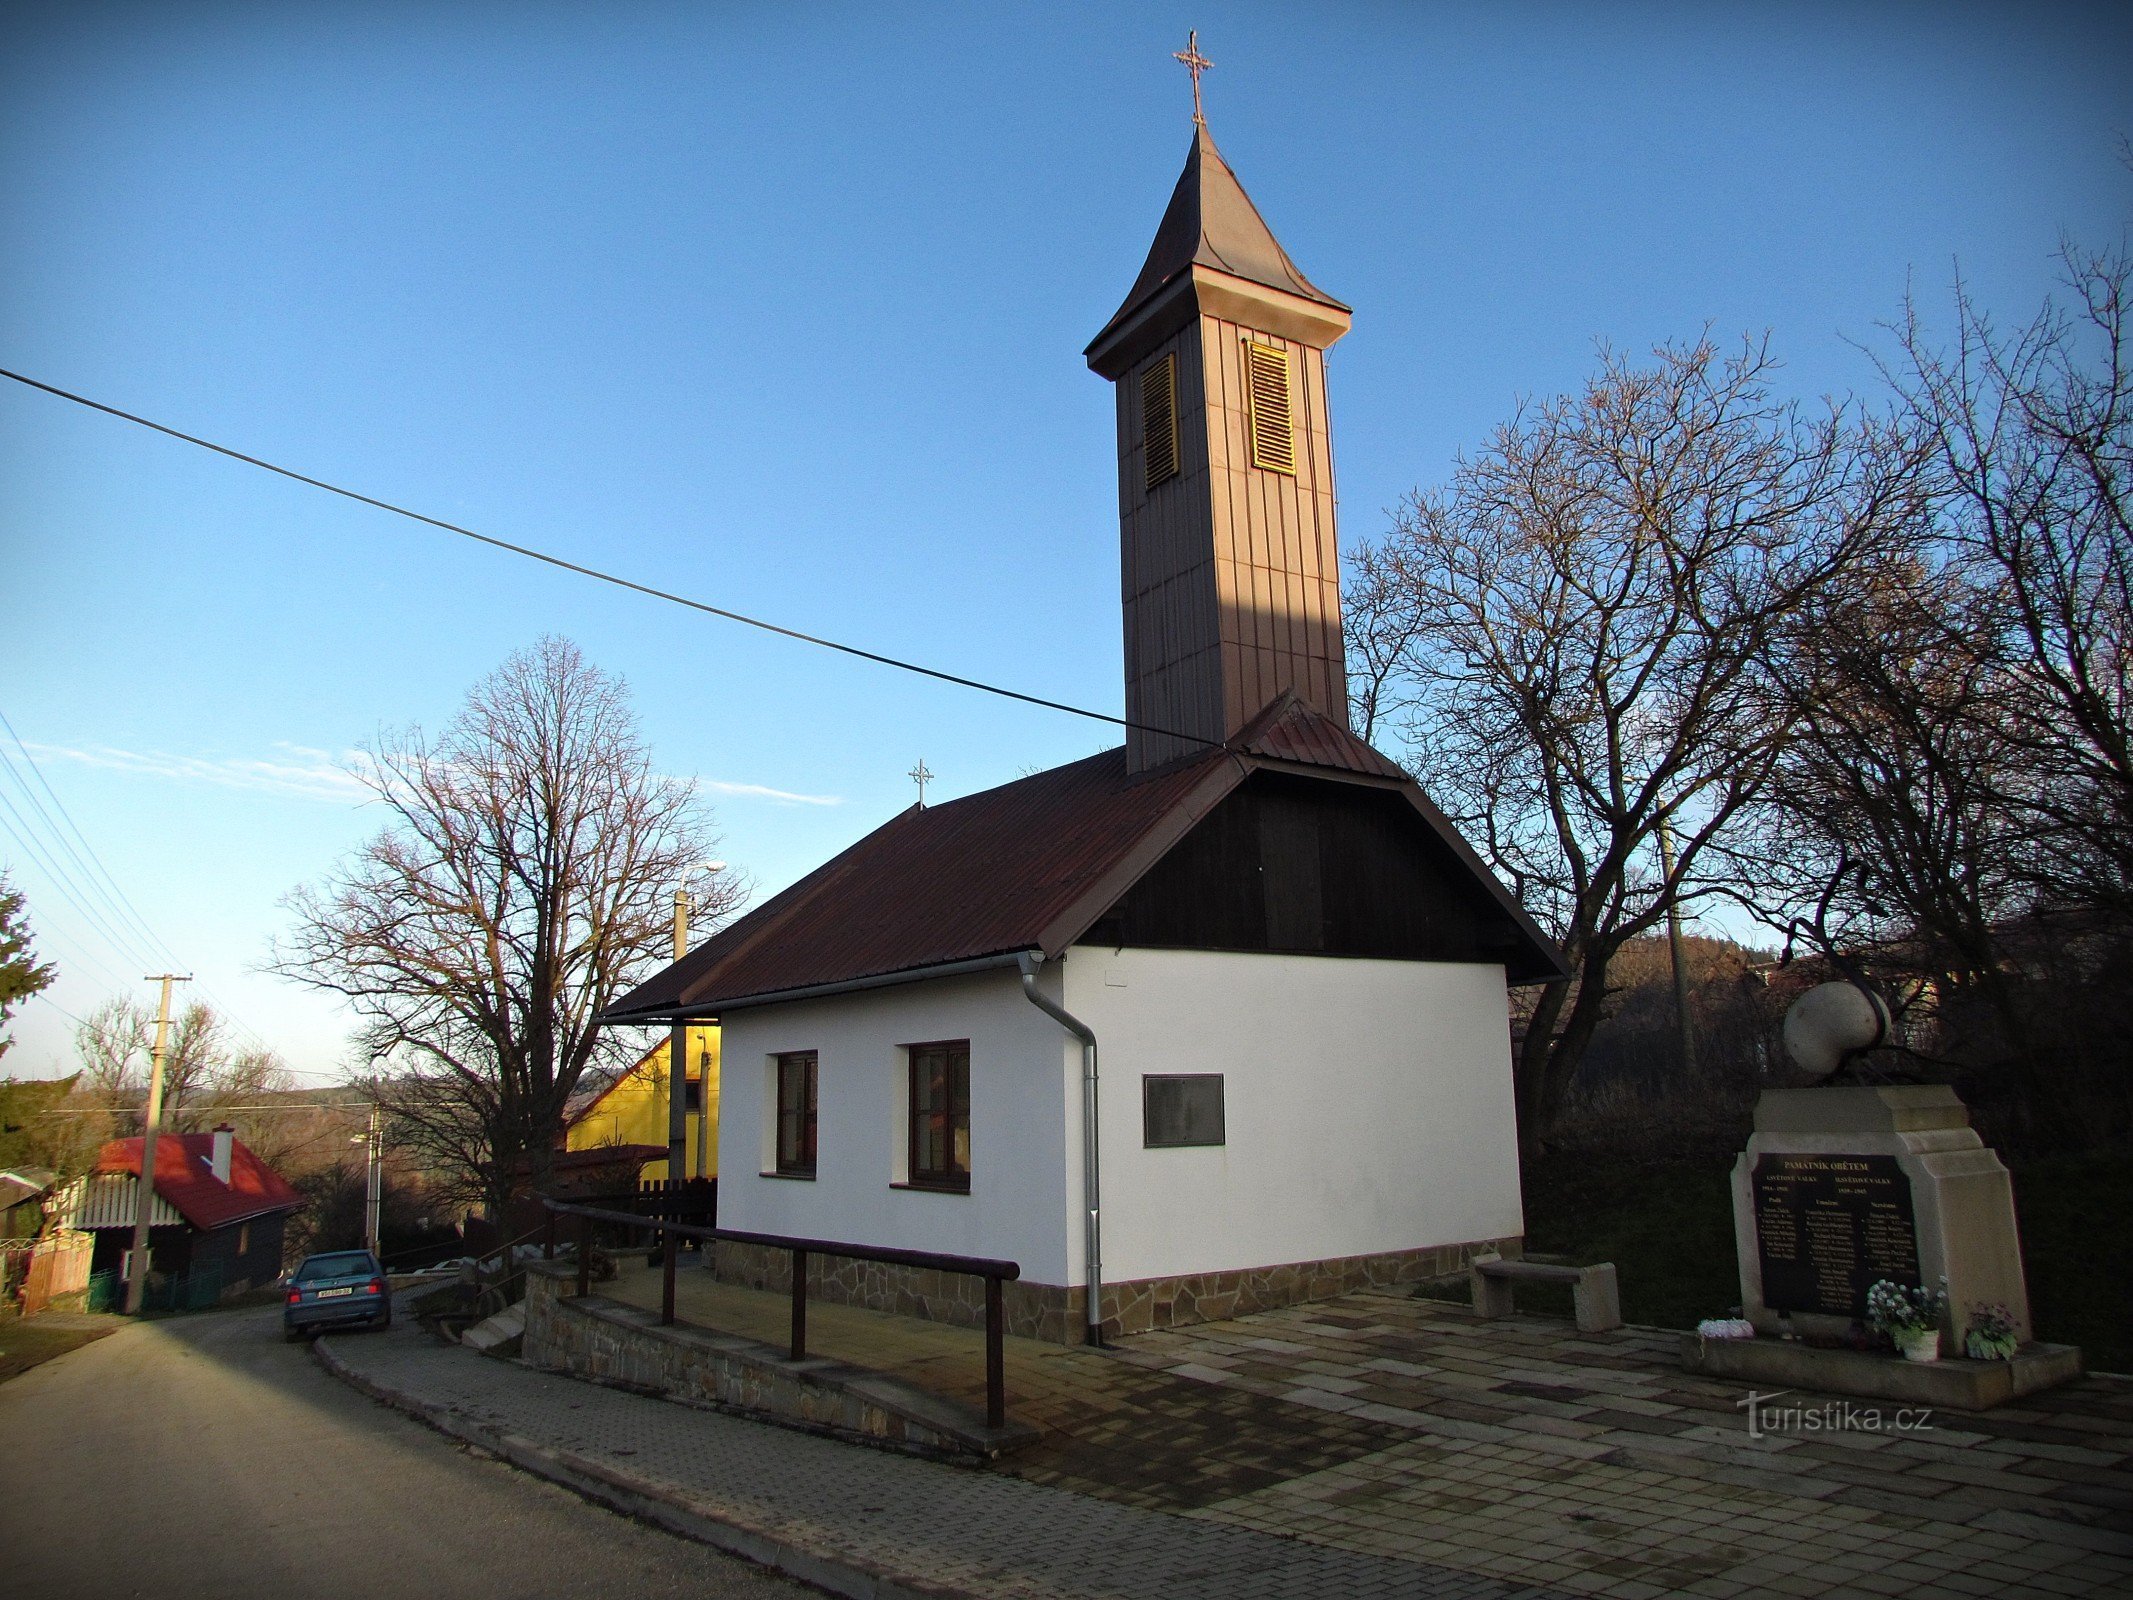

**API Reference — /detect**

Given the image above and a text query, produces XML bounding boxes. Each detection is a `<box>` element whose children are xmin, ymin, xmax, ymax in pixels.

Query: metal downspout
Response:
<box><xmin>1017</xmin><ymin>951</ymin><xmax>1103</xmax><ymax>1347</ymax></box>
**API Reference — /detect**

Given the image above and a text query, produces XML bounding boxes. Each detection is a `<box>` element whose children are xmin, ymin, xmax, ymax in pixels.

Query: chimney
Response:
<box><xmin>210</xmin><ymin>1124</ymin><xmax>235</xmax><ymax>1185</ymax></box>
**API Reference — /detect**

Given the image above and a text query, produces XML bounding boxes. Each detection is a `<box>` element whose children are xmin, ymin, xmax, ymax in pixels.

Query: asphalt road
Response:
<box><xmin>0</xmin><ymin>1304</ymin><xmax>809</xmax><ymax>1600</ymax></box>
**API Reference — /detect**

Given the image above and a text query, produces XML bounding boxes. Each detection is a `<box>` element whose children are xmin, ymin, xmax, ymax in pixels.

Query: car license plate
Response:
<box><xmin>318</xmin><ymin>1287</ymin><xmax>354</xmax><ymax>1298</ymax></box>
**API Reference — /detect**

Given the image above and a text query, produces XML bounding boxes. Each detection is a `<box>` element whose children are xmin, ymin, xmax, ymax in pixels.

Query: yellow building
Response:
<box><xmin>564</xmin><ymin>1024</ymin><xmax>719</xmax><ymax>1182</ymax></box>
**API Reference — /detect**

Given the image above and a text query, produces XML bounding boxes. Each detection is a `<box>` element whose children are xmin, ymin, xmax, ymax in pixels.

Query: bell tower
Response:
<box><xmin>1087</xmin><ymin>120</ymin><xmax>1353</xmax><ymax>772</ymax></box>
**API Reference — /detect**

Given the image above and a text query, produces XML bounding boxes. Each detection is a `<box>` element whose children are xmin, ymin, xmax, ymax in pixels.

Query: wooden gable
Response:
<box><xmin>1079</xmin><ymin>770</ymin><xmax>1543</xmax><ymax>973</ymax></box>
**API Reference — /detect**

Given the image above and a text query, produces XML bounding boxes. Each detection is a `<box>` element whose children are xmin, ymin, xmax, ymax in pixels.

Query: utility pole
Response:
<box><xmin>364</xmin><ymin>1103</ymin><xmax>383</xmax><ymax>1258</ymax></box>
<box><xmin>1657</xmin><ymin>821</ymin><xmax>1698</xmax><ymax>1078</ymax></box>
<box><xmin>125</xmin><ymin>974</ymin><xmax>189</xmax><ymax>1315</ymax></box>
<box><xmin>669</xmin><ymin>886</ymin><xmax>690</xmax><ymax>1186</ymax></box>
<box><xmin>668</xmin><ymin>862</ymin><xmax>725</xmax><ymax>1184</ymax></box>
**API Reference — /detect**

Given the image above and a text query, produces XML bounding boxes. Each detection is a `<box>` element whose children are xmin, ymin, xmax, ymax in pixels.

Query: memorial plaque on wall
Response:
<box><xmin>1752</xmin><ymin>1153</ymin><xmax>1921</xmax><ymax>1318</ymax></box>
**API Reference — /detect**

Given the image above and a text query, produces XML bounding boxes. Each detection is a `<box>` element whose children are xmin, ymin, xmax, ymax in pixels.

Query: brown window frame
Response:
<box><xmin>905</xmin><ymin>1040</ymin><xmax>971</xmax><ymax>1193</ymax></box>
<box><xmin>774</xmin><ymin>1051</ymin><xmax>818</xmax><ymax>1177</ymax></box>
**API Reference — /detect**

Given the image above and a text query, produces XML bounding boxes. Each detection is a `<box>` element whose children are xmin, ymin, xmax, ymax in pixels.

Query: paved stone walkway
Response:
<box><xmin>324</xmin><ymin>1315</ymin><xmax>1560</xmax><ymax>1600</ymax></box>
<box><xmin>595</xmin><ymin>1265</ymin><xmax>2133</xmax><ymax>1598</ymax></box>
<box><xmin>1123</xmin><ymin>1294</ymin><xmax>2133</xmax><ymax>1599</ymax></box>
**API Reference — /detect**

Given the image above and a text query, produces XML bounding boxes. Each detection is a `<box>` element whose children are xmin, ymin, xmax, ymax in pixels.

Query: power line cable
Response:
<box><xmin>0</xmin><ymin>713</ymin><xmax>293</xmax><ymax>1065</ymax></box>
<box><xmin>0</xmin><ymin>711</ymin><xmax>189</xmax><ymax>969</ymax></box>
<box><xmin>0</xmin><ymin>749</ymin><xmax>163</xmax><ymax>970</ymax></box>
<box><xmin>0</xmin><ymin>366</ymin><xmax>1219</xmax><ymax>749</ymax></box>
<box><xmin>30</xmin><ymin>991</ymin><xmax>88</xmax><ymax>1030</ymax></box>
<box><xmin>4</xmin><ymin>903</ymin><xmax>133</xmax><ymax>995</ymax></box>
<box><xmin>0</xmin><ymin>792</ymin><xmax>158</xmax><ymax>972</ymax></box>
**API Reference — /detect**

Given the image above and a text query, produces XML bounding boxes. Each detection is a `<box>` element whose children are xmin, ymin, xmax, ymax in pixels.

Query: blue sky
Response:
<box><xmin>2</xmin><ymin>2</ymin><xmax>2127</xmax><ymax>1081</ymax></box>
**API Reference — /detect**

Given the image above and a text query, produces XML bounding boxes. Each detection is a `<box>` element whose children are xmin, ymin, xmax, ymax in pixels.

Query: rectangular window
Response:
<box><xmin>1243</xmin><ymin>340</ymin><xmax>1296</xmax><ymax>474</ymax></box>
<box><xmin>1143</xmin><ymin>1074</ymin><xmax>1226</xmax><ymax>1147</ymax></box>
<box><xmin>237</xmin><ymin>1223</ymin><xmax>251</xmax><ymax>1255</ymax></box>
<box><xmin>907</xmin><ymin>1040</ymin><xmax>970</xmax><ymax>1191</ymax></box>
<box><xmin>775</xmin><ymin>1051</ymin><xmax>818</xmax><ymax>1176</ymax></box>
<box><xmin>1141</xmin><ymin>352</ymin><xmax>1179</xmax><ymax>490</ymax></box>
<box><xmin>683</xmin><ymin>1074</ymin><xmax>704</xmax><ymax>1115</ymax></box>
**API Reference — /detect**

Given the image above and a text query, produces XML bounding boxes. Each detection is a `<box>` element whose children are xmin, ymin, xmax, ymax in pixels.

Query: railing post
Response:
<box><xmin>789</xmin><ymin>1248</ymin><xmax>808</xmax><ymax>1361</ymax></box>
<box><xmin>660</xmin><ymin>1186</ymin><xmax>678</xmax><ymax>1326</ymax></box>
<box><xmin>985</xmin><ymin>1276</ymin><xmax>1005</xmax><ymax>1431</ymax></box>
<box><xmin>576</xmin><ymin>1211</ymin><xmax>591</xmax><ymax>1298</ymax></box>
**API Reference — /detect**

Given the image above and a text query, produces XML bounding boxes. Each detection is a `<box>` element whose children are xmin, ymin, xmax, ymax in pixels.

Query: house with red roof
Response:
<box><xmin>58</xmin><ymin>1125</ymin><xmax>303</xmax><ymax>1302</ymax></box>
<box><xmin>605</xmin><ymin>119</ymin><xmax>1561</xmax><ymax>1347</ymax></box>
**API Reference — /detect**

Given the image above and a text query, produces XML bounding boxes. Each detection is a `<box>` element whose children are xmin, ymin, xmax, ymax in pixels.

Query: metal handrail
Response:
<box><xmin>542</xmin><ymin>1197</ymin><xmax>1019</xmax><ymax>1430</ymax></box>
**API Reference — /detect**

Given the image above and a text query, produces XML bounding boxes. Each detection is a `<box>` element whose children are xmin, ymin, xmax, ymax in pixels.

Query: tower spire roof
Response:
<box><xmin>1086</xmin><ymin>122</ymin><xmax>1347</xmax><ymax>362</ymax></box>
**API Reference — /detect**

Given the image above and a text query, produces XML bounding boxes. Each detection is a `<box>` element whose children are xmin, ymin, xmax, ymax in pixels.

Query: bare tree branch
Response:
<box><xmin>269</xmin><ymin>636</ymin><xmax>742</xmax><ymax>1214</ymax></box>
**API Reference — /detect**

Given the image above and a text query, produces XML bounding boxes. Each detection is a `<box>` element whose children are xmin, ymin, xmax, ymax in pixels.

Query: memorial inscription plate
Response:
<box><xmin>1752</xmin><ymin>1153</ymin><xmax>1920</xmax><ymax>1318</ymax></box>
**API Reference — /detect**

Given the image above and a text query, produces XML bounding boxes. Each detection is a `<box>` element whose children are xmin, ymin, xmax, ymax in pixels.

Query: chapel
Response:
<box><xmin>607</xmin><ymin>102</ymin><xmax>1560</xmax><ymax>1344</ymax></box>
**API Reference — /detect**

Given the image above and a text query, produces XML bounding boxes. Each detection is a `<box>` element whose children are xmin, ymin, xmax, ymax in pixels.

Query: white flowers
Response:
<box><xmin>1865</xmin><ymin>1278</ymin><xmax>1946</xmax><ymax>1336</ymax></box>
<box><xmin>1697</xmin><ymin>1317</ymin><xmax>1757</xmax><ymax>1340</ymax></box>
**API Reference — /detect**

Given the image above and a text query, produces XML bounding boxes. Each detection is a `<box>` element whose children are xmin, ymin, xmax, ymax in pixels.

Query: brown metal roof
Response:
<box><xmin>1087</xmin><ymin>123</ymin><xmax>1348</xmax><ymax>358</ymax></box>
<box><xmin>1231</xmin><ymin>692</ymin><xmax>1407</xmax><ymax>779</ymax></box>
<box><xmin>606</xmin><ymin>697</ymin><xmax>1561</xmax><ymax>1021</ymax></box>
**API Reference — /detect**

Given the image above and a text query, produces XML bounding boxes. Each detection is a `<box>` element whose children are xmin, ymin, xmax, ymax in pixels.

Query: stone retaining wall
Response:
<box><xmin>520</xmin><ymin>1261</ymin><xmax>1027</xmax><ymax>1460</ymax></box>
<box><xmin>710</xmin><ymin>1235</ymin><xmax>1520</xmax><ymax>1345</ymax></box>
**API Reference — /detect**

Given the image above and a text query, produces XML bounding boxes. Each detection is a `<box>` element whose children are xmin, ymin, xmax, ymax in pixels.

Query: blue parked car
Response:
<box><xmin>284</xmin><ymin>1250</ymin><xmax>391</xmax><ymax>1340</ymax></box>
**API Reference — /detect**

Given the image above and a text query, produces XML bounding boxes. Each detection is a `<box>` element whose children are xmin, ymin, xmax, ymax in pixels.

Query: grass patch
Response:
<box><xmin>0</xmin><ymin>1321</ymin><xmax>114</xmax><ymax>1384</ymax></box>
<box><xmin>1441</xmin><ymin>1149</ymin><xmax>2133</xmax><ymax>1370</ymax></box>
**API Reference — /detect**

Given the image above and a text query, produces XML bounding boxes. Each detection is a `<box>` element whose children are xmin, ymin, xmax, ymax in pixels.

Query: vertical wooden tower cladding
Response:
<box><xmin>1087</xmin><ymin>123</ymin><xmax>1354</xmax><ymax>772</ymax></box>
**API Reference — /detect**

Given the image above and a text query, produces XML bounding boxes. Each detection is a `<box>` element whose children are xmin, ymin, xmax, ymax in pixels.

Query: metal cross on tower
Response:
<box><xmin>1173</xmin><ymin>30</ymin><xmax>1212</xmax><ymax>125</ymax></box>
<box><xmin>908</xmin><ymin>758</ymin><xmax>933</xmax><ymax>807</ymax></box>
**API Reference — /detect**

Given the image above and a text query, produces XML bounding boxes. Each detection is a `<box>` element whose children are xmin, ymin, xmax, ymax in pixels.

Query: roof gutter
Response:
<box><xmin>1017</xmin><ymin>950</ymin><xmax>1104</xmax><ymax>1348</ymax></box>
<box><xmin>604</xmin><ymin>951</ymin><xmax>1030</xmax><ymax>1025</ymax></box>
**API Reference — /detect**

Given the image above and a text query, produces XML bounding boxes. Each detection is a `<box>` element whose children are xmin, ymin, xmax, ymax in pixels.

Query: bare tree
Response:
<box><xmin>1889</xmin><ymin>238</ymin><xmax>2133</xmax><ymax>913</ymax></box>
<box><xmin>1355</xmin><ymin>337</ymin><xmax>1920</xmax><ymax>1152</ymax></box>
<box><xmin>271</xmin><ymin>637</ymin><xmax>739</xmax><ymax>1215</ymax></box>
<box><xmin>74</xmin><ymin>994</ymin><xmax>152</xmax><ymax>1106</ymax></box>
<box><xmin>1343</xmin><ymin>541</ymin><xmax>1426</xmax><ymax>745</ymax></box>
<box><xmin>1739</xmin><ymin>236</ymin><xmax>2133</xmax><ymax>1143</ymax></box>
<box><xmin>71</xmin><ymin>995</ymin><xmax>302</xmax><ymax>1150</ymax></box>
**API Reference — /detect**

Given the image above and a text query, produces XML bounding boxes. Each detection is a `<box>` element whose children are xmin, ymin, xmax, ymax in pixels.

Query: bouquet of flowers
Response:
<box><xmin>1865</xmin><ymin>1278</ymin><xmax>1945</xmax><ymax>1335</ymax></box>
<box><xmin>1867</xmin><ymin>1279</ymin><xmax>1950</xmax><ymax>1360</ymax></box>
<box><xmin>1965</xmin><ymin>1303</ymin><xmax>2019</xmax><ymax>1361</ymax></box>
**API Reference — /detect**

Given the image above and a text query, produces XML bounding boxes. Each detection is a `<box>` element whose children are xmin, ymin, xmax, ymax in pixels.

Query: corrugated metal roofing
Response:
<box><xmin>609</xmin><ymin>745</ymin><xmax>1228</xmax><ymax>1020</ymax></box>
<box><xmin>60</xmin><ymin>1172</ymin><xmax>186</xmax><ymax>1230</ymax></box>
<box><xmin>88</xmin><ymin>1132</ymin><xmax>303</xmax><ymax>1231</ymax></box>
<box><xmin>607</xmin><ymin>695</ymin><xmax>1561</xmax><ymax>1020</ymax></box>
<box><xmin>1235</xmin><ymin>693</ymin><xmax>1407</xmax><ymax>779</ymax></box>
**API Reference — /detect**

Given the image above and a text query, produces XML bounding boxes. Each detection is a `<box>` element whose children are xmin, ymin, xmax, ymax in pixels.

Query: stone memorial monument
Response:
<box><xmin>1684</xmin><ymin>982</ymin><xmax>2081</xmax><ymax>1407</ymax></box>
<box><xmin>1733</xmin><ymin>1083</ymin><xmax>2030</xmax><ymax>1343</ymax></box>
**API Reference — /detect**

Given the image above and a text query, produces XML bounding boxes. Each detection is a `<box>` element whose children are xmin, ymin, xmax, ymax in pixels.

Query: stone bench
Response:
<box><xmin>1470</xmin><ymin>1253</ymin><xmax>1622</xmax><ymax>1334</ymax></box>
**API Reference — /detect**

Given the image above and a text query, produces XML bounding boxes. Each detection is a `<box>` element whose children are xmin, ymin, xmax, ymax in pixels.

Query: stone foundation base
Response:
<box><xmin>1682</xmin><ymin>1332</ymin><xmax>2082</xmax><ymax>1411</ymax></box>
<box><xmin>709</xmin><ymin>1242</ymin><xmax>1082</xmax><ymax>1343</ymax></box>
<box><xmin>710</xmin><ymin>1236</ymin><xmax>1519</xmax><ymax>1346</ymax></box>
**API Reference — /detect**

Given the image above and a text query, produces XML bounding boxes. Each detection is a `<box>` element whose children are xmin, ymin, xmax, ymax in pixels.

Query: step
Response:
<box><xmin>460</xmin><ymin>1303</ymin><xmax>525</xmax><ymax>1358</ymax></box>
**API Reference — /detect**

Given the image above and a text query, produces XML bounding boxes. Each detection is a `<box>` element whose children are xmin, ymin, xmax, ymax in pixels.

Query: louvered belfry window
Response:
<box><xmin>1141</xmin><ymin>353</ymin><xmax>1179</xmax><ymax>491</ymax></box>
<box><xmin>1243</xmin><ymin>339</ymin><xmax>1296</xmax><ymax>474</ymax></box>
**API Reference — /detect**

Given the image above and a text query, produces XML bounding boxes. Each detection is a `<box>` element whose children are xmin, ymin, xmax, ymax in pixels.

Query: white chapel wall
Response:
<box><xmin>1061</xmin><ymin>946</ymin><xmax>1525</xmax><ymax>1286</ymax></box>
<box><xmin>714</xmin><ymin>968</ymin><xmax>1076</xmax><ymax>1288</ymax></box>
